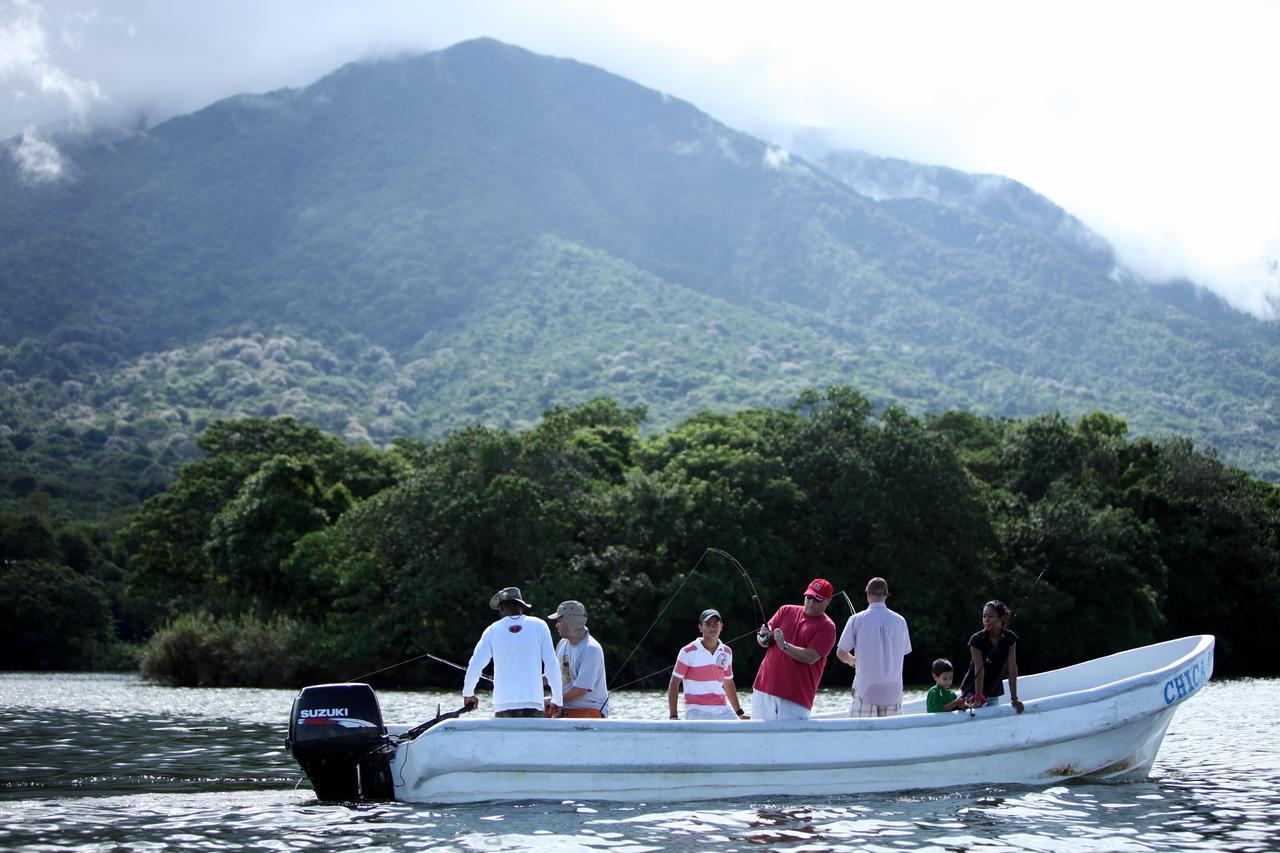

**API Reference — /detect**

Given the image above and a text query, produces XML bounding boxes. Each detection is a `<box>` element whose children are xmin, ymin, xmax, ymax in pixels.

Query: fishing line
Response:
<box><xmin>607</xmin><ymin>548</ymin><xmax>710</xmax><ymax>688</ymax></box>
<box><xmin>608</xmin><ymin>547</ymin><xmax>772</xmax><ymax>689</ymax></box>
<box><xmin>14</xmin><ymin>740</ymin><xmax>170</xmax><ymax>786</ymax></box>
<box><xmin>607</xmin><ymin>627</ymin><xmax>759</xmax><ymax>691</ymax></box>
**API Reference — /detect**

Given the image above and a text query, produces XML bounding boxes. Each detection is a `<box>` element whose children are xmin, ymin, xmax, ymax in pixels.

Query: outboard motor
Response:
<box><xmin>286</xmin><ymin>683</ymin><xmax>394</xmax><ymax>801</ymax></box>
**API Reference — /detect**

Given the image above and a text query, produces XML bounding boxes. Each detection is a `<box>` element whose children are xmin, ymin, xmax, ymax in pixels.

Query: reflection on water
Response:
<box><xmin>1</xmin><ymin>673</ymin><xmax>1278</xmax><ymax>850</ymax></box>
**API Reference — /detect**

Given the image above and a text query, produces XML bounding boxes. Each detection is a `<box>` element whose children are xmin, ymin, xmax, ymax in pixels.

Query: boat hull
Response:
<box><xmin>386</xmin><ymin>635</ymin><xmax>1213</xmax><ymax>804</ymax></box>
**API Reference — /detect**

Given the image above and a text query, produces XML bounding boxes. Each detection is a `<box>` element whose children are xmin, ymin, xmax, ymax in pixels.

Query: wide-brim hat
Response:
<box><xmin>548</xmin><ymin>600</ymin><xmax>587</xmax><ymax>621</ymax></box>
<box><xmin>490</xmin><ymin>586</ymin><xmax>533</xmax><ymax>611</ymax></box>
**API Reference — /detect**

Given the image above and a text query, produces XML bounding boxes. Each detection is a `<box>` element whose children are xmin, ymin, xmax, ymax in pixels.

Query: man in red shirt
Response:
<box><xmin>751</xmin><ymin>578</ymin><xmax>838</xmax><ymax>720</ymax></box>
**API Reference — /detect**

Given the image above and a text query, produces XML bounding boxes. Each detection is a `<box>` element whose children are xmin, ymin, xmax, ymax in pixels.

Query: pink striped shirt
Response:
<box><xmin>673</xmin><ymin>639</ymin><xmax>734</xmax><ymax>707</ymax></box>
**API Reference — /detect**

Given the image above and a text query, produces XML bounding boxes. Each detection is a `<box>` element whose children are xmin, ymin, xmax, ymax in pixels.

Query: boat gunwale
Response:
<box><xmin>409</xmin><ymin>634</ymin><xmax>1214</xmax><ymax>739</ymax></box>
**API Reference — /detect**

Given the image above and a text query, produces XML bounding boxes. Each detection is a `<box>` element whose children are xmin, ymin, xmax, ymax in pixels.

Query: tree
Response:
<box><xmin>861</xmin><ymin>406</ymin><xmax>998</xmax><ymax>671</ymax></box>
<box><xmin>0</xmin><ymin>511</ymin><xmax>59</xmax><ymax>563</ymax></box>
<box><xmin>120</xmin><ymin>416</ymin><xmax>400</xmax><ymax>614</ymax></box>
<box><xmin>1002</xmin><ymin>413</ymin><xmax>1084</xmax><ymax>501</ymax></box>
<box><xmin>1130</xmin><ymin>439</ymin><xmax>1280</xmax><ymax>675</ymax></box>
<box><xmin>205</xmin><ymin>456</ymin><xmax>348</xmax><ymax>617</ymax></box>
<box><xmin>0</xmin><ymin>560</ymin><xmax>113</xmax><ymax>669</ymax></box>
<box><xmin>1002</xmin><ymin>482</ymin><xmax>1166</xmax><ymax>669</ymax></box>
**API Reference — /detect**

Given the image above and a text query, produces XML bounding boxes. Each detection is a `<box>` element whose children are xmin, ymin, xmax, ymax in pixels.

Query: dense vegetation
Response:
<box><xmin>2</xmin><ymin>38</ymin><xmax>1278</xmax><ymax>525</ymax></box>
<box><xmin>11</xmin><ymin>390</ymin><xmax>1269</xmax><ymax>687</ymax></box>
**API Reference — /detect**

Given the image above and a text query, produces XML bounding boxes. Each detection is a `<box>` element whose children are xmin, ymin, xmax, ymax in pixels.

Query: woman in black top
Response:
<box><xmin>959</xmin><ymin>600</ymin><xmax>1024</xmax><ymax>713</ymax></box>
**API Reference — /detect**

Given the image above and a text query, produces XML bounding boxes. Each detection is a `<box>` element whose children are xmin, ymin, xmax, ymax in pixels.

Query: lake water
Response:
<box><xmin>1</xmin><ymin>672</ymin><xmax>1277</xmax><ymax>851</ymax></box>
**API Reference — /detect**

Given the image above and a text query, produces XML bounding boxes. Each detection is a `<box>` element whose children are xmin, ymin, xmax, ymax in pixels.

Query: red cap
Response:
<box><xmin>805</xmin><ymin>578</ymin><xmax>834</xmax><ymax>601</ymax></box>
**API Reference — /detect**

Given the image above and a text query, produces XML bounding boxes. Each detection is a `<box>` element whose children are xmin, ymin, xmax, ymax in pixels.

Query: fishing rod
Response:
<box><xmin>705</xmin><ymin>547</ymin><xmax>770</xmax><ymax>630</ymax></box>
<box><xmin>398</xmin><ymin>703</ymin><xmax>474</xmax><ymax>742</ymax></box>
<box><xmin>425</xmin><ymin>653</ymin><xmax>493</xmax><ymax>684</ymax></box>
<box><xmin>347</xmin><ymin>652</ymin><xmax>492</xmax><ymax>684</ymax></box>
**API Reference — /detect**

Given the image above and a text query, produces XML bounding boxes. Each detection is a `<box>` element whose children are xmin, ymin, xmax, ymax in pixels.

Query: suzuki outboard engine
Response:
<box><xmin>286</xmin><ymin>683</ymin><xmax>394</xmax><ymax>801</ymax></box>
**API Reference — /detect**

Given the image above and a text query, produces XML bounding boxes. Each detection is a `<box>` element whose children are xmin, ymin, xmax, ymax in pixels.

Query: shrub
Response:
<box><xmin>140</xmin><ymin>611</ymin><xmax>322</xmax><ymax>687</ymax></box>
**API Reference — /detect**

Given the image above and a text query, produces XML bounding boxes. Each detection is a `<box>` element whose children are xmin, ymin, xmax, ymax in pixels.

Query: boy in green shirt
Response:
<box><xmin>926</xmin><ymin>658</ymin><xmax>968</xmax><ymax>712</ymax></box>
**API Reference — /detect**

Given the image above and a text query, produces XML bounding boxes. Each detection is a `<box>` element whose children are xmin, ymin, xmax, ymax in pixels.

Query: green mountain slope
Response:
<box><xmin>2</xmin><ymin>37</ymin><xmax>1278</xmax><ymax>515</ymax></box>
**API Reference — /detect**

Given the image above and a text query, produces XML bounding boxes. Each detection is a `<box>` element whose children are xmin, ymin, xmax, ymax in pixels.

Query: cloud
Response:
<box><xmin>1</xmin><ymin>0</ymin><xmax>104</xmax><ymax>179</ymax></box>
<box><xmin>11</xmin><ymin>126</ymin><xmax>64</xmax><ymax>180</ymax></box>
<box><xmin>1</xmin><ymin>0</ymin><xmax>103</xmax><ymax>116</ymax></box>
<box><xmin>762</xmin><ymin>146</ymin><xmax>789</xmax><ymax>171</ymax></box>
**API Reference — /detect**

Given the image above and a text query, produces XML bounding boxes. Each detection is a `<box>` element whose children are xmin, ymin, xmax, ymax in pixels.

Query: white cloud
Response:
<box><xmin>762</xmin><ymin>146</ymin><xmax>789</xmax><ymax>171</ymax></box>
<box><xmin>0</xmin><ymin>0</ymin><xmax>103</xmax><ymax>116</ymax></box>
<box><xmin>12</xmin><ymin>126</ymin><xmax>64</xmax><ymax>180</ymax></box>
<box><xmin>1</xmin><ymin>0</ymin><xmax>104</xmax><ymax>179</ymax></box>
<box><xmin>59</xmin><ymin>7</ymin><xmax>95</xmax><ymax>50</ymax></box>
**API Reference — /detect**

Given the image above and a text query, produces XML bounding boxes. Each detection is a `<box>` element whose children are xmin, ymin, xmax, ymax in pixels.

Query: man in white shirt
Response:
<box><xmin>836</xmin><ymin>577</ymin><xmax>912</xmax><ymax>717</ymax></box>
<box><xmin>464</xmin><ymin>587</ymin><xmax>563</xmax><ymax>717</ymax></box>
<box><xmin>546</xmin><ymin>600</ymin><xmax>609</xmax><ymax>718</ymax></box>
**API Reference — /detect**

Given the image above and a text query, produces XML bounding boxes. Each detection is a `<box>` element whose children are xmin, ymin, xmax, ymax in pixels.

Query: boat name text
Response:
<box><xmin>1163</xmin><ymin>657</ymin><xmax>1209</xmax><ymax>705</ymax></box>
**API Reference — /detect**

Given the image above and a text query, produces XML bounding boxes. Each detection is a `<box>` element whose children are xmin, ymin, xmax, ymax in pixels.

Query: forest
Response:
<box><xmin>3</xmin><ymin>387</ymin><xmax>1276</xmax><ymax>689</ymax></box>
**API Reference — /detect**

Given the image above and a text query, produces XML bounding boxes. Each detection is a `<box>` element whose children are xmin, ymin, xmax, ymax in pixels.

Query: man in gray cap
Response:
<box><xmin>546</xmin><ymin>600</ymin><xmax>609</xmax><ymax>718</ymax></box>
<box><xmin>464</xmin><ymin>587</ymin><xmax>563</xmax><ymax>717</ymax></box>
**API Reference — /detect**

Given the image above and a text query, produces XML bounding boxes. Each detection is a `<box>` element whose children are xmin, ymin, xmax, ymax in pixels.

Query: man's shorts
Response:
<box><xmin>850</xmin><ymin>695</ymin><xmax>902</xmax><ymax>717</ymax></box>
<box><xmin>495</xmin><ymin>708</ymin><xmax>543</xmax><ymax>718</ymax></box>
<box><xmin>751</xmin><ymin>690</ymin><xmax>811</xmax><ymax>720</ymax></box>
<box><xmin>685</xmin><ymin>703</ymin><xmax>738</xmax><ymax>721</ymax></box>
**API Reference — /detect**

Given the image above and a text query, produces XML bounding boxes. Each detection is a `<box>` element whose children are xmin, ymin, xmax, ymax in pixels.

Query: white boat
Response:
<box><xmin>286</xmin><ymin>634</ymin><xmax>1213</xmax><ymax>804</ymax></box>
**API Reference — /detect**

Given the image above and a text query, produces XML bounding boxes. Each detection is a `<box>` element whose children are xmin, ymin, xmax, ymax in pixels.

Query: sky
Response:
<box><xmin>3</xmin><ymin>0</ymin><xmax>1279</xmax><ymax>318</ymax></box>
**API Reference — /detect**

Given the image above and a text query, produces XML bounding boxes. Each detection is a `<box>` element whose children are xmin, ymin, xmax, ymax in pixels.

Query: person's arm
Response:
<box><xmin>724</xmin><ymin>679</ymin><xmax>748</xmax><ymax>718</ymax></box>
<box><xmin>1007</xmin><ymin>644</ymin><xmax>1023</xmax><ymax>713</ymax></box>
<box><xmin>771</xmin><ymin>628</ymin><xmax>823</xmax><ymax>665</ymax></box>
<box><xmin>943</xmin><ymin>693</ymin><xmax>968</xmax><ymax>711</ymax></box>
<box><xmin>968</xmin><ymin>645</ymin><xmax>985</xmax><ymax>697</ymax></box>
<box><xmin>462</xmin><ymin>630</ymin><xmax>491</xmax><ymax>710</ymax></box>
<box><xmin>540</xmin><ymin>623</ymin><xmax>563</xmax><ymax>712</ymax></box>
<box><xmin>667</xmin><ymin>675</ymin><xmax>681</xmax><ymax>719</ymax></box>
<box><xmin>836</xmin><ymin>615</ymin><xmax>856</xmax><ymax>667</ymax></box>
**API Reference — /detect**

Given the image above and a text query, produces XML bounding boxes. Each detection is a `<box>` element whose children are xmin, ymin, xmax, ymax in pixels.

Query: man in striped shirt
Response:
<box><xmin>667</xmin><ymin>609</ymin><xmax>749</xmax><ymax>720</ymax></box>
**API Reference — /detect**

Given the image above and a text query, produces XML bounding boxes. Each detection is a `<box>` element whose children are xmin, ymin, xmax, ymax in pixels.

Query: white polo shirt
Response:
<box><xmin>838</xmin><ymin>602</ymin><xmax>912</xmax><ymax>706</ymax></box>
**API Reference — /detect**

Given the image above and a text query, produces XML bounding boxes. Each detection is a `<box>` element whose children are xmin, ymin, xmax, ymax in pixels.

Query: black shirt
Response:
<box><xmin>960</xmin><ymin>628</ymin><xmax>1018</xmax><ymax>697</ymax></box>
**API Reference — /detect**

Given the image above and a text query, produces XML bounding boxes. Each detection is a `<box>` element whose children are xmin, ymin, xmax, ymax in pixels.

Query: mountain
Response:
<box><xmin>780</xmin><ymin>137</ymin><xmax>1258</xmax><ymax>328</ymax></box>
<box><xmin>2</xmin><ymin>37</ymin><xmax>1278</xmax><ymax>514</ymax></box>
